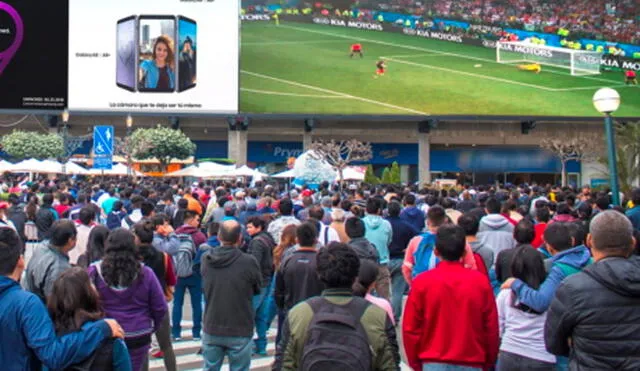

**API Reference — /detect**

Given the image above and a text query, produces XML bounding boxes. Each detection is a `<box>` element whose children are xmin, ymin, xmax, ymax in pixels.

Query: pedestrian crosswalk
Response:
<box><xmin>149</xmin><ymin>321</ymin><xmax>277</xmax><ymax>371</ymax></box>
<box><xmin>150</xmin><ymin>321</ymin><xmax>412</xmax><ymax>371</ymax></box>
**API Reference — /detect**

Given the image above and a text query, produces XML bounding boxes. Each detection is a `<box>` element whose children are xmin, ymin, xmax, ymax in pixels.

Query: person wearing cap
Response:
<box><xmin>222</xmin><ymin>201</ymin><xmax>239</xmax><ymax>222</ymax></box>
<box><xmin>330</xmin><ymin>209</ymin><xmax>349</xmax><ymax>243</ymax></box>
<box><xmin>184</xmin><ymin>192</ymin><xmax>203</xmax><ymax>216</ymax></box>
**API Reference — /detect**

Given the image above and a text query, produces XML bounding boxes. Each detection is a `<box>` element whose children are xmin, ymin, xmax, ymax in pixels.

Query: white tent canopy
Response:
<box><xmin>0</xmin><ymin>160</ymin><xmax>14</xmax><ymax>173</ymax></box>
<box><xmin>165</xmin><ymin>162</ymin><xmax>235</xmax><ymax>178</ymax></box>
<box><xmin>87</xmin><ymin>163</ymin><xmax>144</xmax><ymax>177</ymax></box>
<box><xmin>231</xmin><ymin>165</ymin><xmax>268</xmax><ymax>178</ymax></box>
<box><xmin>271</xmin><ymin>169</ymin><xmax>295</xmax><ymax>179</ymax></box>
<box><xmin>10</xmin><ymin>159</ymin><xmax>54</xmax><ymax>174</ymax></box>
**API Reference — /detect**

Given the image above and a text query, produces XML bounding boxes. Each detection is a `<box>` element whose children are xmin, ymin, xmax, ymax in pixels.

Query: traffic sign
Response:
<box><xmin>93</xmin><ymin>126</ymin><xmax>114</xmax><ymax>156</ymax></box>
<box><xmin>93</xmin><ymin>156</ymin><xmax>113</xmax><ymax>170</ymax></box>
<box><xmin>93</xmin><ymin>126</ymin><xmax>113</xmax><ymax>170</ymax></box>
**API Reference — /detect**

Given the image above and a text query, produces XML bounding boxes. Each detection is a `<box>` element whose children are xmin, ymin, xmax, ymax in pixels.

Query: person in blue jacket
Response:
<box><xmin>0</xmin><ymin>227</ymin><xmax>124</xmax><ymax>371</ymax></box>
<box><xmin>502</xmin><ymin>222</ymin><xmax>592</xmax><ymax>313</ymax></box>
<box><xmin>139</xmin><ymin>35</ymin><xmax>176</xmax><ymax>91</ymax></box>
<box><xmin>625</xmin><ymin>188</ymin><xmax>640</xmax><ymax>231</ymax></box>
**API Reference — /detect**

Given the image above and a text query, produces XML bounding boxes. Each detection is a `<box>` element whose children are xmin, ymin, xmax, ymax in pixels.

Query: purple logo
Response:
<box><xmin>0</xmin><ymin>2</ymin><xmax>23</xmax><ymax>75</ymax></box>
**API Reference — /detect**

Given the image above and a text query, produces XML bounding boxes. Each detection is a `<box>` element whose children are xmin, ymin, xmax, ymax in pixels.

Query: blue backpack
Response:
<box><xmin>412</xmin><ymin>232</ymin><xmax>439</xmax><ymax>279</ymax></box>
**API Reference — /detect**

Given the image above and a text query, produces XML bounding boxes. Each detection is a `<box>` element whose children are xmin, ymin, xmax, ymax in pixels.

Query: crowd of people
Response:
<box><xmin>288</xmin><ymin>0</ymin><xmax>639</xmax><ymax>44</ymax></box>
<box><xmin>1</xmin><ymin>175</ymin><xmax>640</xmax><ymax>370</ymax></box>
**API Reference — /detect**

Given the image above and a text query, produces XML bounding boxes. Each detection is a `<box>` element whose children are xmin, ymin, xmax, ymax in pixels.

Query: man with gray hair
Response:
<box><xmin>545</xmin><ymin>210</ymin><xmax>640</xmax><ymax>370</ymax></box>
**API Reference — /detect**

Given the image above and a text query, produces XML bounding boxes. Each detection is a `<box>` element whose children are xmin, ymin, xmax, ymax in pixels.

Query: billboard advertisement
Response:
<box><xmin>0</xmin><ymin>1</ymin><xmax>68</xmax><ymax>110</ymax></box>
<box><xmin>68</xmin><ymin>0</ymin><xmax>238</xmax><ymax>114</ymax></box>
<box><xmin>239</xmin><ymin>3</ymin><xmax>640</xmax><ymax>118</ymax></box>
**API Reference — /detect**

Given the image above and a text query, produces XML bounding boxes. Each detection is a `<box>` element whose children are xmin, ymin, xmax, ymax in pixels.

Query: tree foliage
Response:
<box><xmin>381</xmin><ymin>167</ymin><xmax>392</xmax><ymax>184</ymax></box>
<box><xmin>310</xmin><ymin>139</ymin><xmax>372</xmax><ymax>185</ymax></box>
<box><xmin>364</xmin><ymin>164</ymin><xmax>380</xmax><ymax>185</ymax></box>
<box><xmin>540</xmin><ymin>134</ymin><xmax>602</xmax><ymax>186</ymax></box>
<box><xmin>389</xmin><ymin>161</ymin><xmax>401</xmax><ymax>184</ymax></box>
<box><xmin>598</xmin><ymin>122</ymin><xmax>640</xmax><ymax>196</ymax></box>
<box><xmin>1</xmin><ymin>130</ymin><xmax>64</xmax><ymax>160</ymax></box>
<box><xmin>129</xmin><ymin>126</ymin><xmax>196</xmax><ymax>171</ymax></box>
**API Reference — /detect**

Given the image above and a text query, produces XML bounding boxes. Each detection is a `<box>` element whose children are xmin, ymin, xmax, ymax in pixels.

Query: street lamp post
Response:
<box><xmin>126</xmin><ymin>115</ymin><xmax>133</xmax><ymax>177</ymax></box>
<box><xmin>593</xmin><ymin>88</ymin><xmax>621</xmax><ymax>206</ymax></box>
<box><xmin>61</xmin><ymin>110</ymin><xmax>70</xmax><ymax>174</ymax></box>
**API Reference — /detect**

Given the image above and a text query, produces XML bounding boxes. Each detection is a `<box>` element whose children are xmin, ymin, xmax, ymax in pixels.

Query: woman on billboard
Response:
<box><xmin>139</xmin><ymin>35</ymin><xmax>175</xmax><ymax>91</ymax></box>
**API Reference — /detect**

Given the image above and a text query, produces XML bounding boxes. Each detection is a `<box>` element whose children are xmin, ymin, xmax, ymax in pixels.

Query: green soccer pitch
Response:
<box><xmin>239</xmin><ymin>21</ymin><xmax>640</xmax><ymax>117</ymax></box>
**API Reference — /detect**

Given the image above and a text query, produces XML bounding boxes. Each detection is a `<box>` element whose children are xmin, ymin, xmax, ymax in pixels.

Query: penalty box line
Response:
<box><xmin>382</xmin><ymin>56</ymin><xmax>558</xmax><ymax>91</ymax></box>
<box><xmin>280</xmin><ymin>24</ymin><xmax>620</xmax><ymax>86</ymax></box>
<box><xmin>241</xmin><ymin>70</ymin><xmax>429</xmax><ymax>115</ymax></box>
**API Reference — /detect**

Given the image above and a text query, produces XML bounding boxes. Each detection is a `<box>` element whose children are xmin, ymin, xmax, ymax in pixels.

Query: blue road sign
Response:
<box><xmin>93</xmin><ymin>156</ymin><xmax>113</xmax><ymax>170</ymax></box>
<box><xmin>93</xmin><ymin>126</ymin><xmax>114</xmax><ymax>156</ymax></box>
<box><xmin>93</xmin><ymin>126</ymin><xmax>114</xmax><ymax>170</ymax></box>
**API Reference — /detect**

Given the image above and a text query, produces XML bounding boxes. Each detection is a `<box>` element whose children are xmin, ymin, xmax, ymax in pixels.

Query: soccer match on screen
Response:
<box><xmin>240</xmin><ymin>0</ymin><xmax>640</xmax><ymax>117</ymax></box>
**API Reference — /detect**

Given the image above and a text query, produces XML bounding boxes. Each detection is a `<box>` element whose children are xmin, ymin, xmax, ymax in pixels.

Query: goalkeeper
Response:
<box><xmin>517</xmin><ymin>63</ymin><xmax>542</xmax><ymax>74</ymax></box>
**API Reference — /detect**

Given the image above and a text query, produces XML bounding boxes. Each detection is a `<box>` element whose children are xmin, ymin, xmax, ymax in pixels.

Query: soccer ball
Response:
<box><xmin>474</xmin><ymin>64</ymin><xmax>482</xmax><ymax>68</ymax></box>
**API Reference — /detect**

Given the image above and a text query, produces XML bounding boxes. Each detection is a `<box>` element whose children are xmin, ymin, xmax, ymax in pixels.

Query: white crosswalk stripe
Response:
<box><xmin>150</xmin><ymin>320</ymin><xmax>412</xmax><ymax>370</ymax></box>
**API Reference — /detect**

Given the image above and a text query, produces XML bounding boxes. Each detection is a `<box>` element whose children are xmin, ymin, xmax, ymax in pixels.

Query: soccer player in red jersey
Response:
<box><xmin>373</xmin><ymin>59</ymin><xmax>386</xmax><ymax>78</ymax></box>
<box><xmin>350</xmin><ymin>43</ymin><xmax>363</xmax><ymax>58</ymax></box>
<box><xmin>625</xmin><ymin>70</ymin><xmax>637</xmax><ymax>85</ymax></box>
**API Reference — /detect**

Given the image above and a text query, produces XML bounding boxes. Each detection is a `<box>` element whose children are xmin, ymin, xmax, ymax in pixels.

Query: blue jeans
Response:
<box><xmin>202</xmin><ymin>333</ymin><xmax>252</xmax><ymax>371</ymax></box>
<box><xmin>172</xmin><ymin>274</ymin><xmax>202</xmax><ymax>339</ymax></box>
<box><xmin>252</xmin><ymin>277</ymin><xmax>273</xmax><ymax>353</ymax></box>
<box><xmin>388</xmin><ymin>258</ymin><xmax>406</xmax><ymax>323</ymax></box>
<box><xmin>423</xmin><ymin>363</ymin><xmax>482</xmax><ymax>371</ymax></box>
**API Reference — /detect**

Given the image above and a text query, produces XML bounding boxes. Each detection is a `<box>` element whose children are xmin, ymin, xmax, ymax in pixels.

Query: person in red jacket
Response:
<box><xmin>403</xmin><ymin>224</ymin><xmax>499</xmax><ymax>371</ymax></box>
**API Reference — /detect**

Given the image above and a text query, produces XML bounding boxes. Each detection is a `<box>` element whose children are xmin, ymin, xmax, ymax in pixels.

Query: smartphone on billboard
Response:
<box><xmin>177</xmin><ymin>16</ymin><xmax>197</xmax><ymax>92</ymax></box>
<box><xmin>116</xmin><ymin>16</ymin><xmax>138</xmax><ymax>92</ymax></box>
<box><xmin>137</xmin><ymin>15</ymin><xmax>176</xmax><ymax>93</ymax></box>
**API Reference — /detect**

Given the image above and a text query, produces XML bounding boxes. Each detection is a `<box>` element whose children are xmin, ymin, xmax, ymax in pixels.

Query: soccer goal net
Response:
<box><xmin>497</xmin><ymin>41</ymin><xmax>603</xmax><ymax>76</ymax></box>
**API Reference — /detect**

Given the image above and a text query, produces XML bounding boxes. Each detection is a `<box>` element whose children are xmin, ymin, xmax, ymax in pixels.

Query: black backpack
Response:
<box><xmin>301</xmin><ymin>296</ymin><xmax>372</xmax><ymax>371</ymax></box>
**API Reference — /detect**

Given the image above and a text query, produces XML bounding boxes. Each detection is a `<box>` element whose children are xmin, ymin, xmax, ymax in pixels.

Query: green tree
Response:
<box><xmin>1</xmin><ymin>130</ymin><xmax>64</xmax><ymax>160</ymax></box>
<box><xmin>598</xmin><ymin>122</ymin><xmax>640</xmax><ymax>196</ymax></box>
<box><xmin>129</xmin><ymin>126</ymin><xmax>196</xmax><ymax>172</ymax></box>
<box><xmin>364</xmin><ymin>164</ymin><xmax>379</xmax><ymax>185</ymax></box>
<box><xmin>389</xmin><ymin>161</ymin><xmax>401</xmax><ymax>184</ymax></box>
<box><xmin>381</xmin><ymin>167</ymin><xmax>392</xmax><ymax>184</ymax></box>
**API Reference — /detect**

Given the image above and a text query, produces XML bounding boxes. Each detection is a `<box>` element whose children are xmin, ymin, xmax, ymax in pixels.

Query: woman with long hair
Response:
<box><xmin>352</xmin><ymin>259</ymin><xmax>395</xmax><ymax>325</ymax></box>
<box><xmin>48</xmin><ymin>267</ymin><xmax>132</xmax><ymax>370</ymax></box>
<box><xmin>496</xmin><ymin>245</ymin><xmax>555</xmax><ymax>370</ymax></box>
<box><xmin>271</xmin><ymin>224</ymin><xmax>297</xmax><ymax>345</ymax></box>
<box><xmin>78</xmin><ymin>225</ymin><xmax>110</xmax><ymax>268</ymax></box>
<box><xmin>87</xmin><ymin>228</ymin><xmax>167</xmax><ymax>371</ymax></box>
<box><xmin>139</xmin><ymin>35</ymin><xmax>175</xmax><ymax>91</ymax></box>
<box><xmin>133</xmin><ymin>220</ymin><xmax>177</xmax><ymax>370</ymax></box>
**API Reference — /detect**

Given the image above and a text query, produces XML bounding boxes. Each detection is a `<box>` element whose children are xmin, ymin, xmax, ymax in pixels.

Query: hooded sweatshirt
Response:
<box><xmin>348</xmin><ymin>237</ymin><xmax>380</xmax><ymax>263</ymax></box>
<box><xmin>363</xmin><ymin>215</ymin><xmax>393</xmax><ymax>264</ymax></box>
<box><xmin>201</xmin><ymin>246</ymin><xmax>261</xmax><ymax>337</ymax></box>
<box><xmin>477</xmin><ymin>214</ymin><xmax>516</xmax><ymax>262</ymax></box>
<box><xmin>512</xmin><ymin>245</ymin><xmax>592</xmax><ymax>313</ymax></box>
<box><xmin>400</xmin><ymin>206</ymin><xmax>425</xmax><ymax>232</ymax></box>
<box><xmin>0</xmin><ymin>276</ymin><xmax>110</xmax><ymax>371</ymax></box>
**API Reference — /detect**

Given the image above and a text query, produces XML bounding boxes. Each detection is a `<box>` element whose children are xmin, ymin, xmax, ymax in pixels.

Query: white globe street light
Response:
<box><xmin>593</xmin><ymin>88</ymin><xmax>621</xmax><ymax>206</ymax></box>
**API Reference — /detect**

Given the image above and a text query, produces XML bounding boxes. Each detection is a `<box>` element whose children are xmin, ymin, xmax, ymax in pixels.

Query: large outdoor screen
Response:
<box><xmin>68</xmin><ymin>0</ymin><xmax>238</xmax><ymax>114</ymax></box>
<box><xmin>239</xmin><ymin>1</ymin><xmax>640</xmax><ymax>117</ymax></box>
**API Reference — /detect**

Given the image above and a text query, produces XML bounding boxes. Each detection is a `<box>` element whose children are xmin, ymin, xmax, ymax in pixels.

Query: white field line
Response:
<box><xmin>381</xmin><ymin>53</ymin><xmax>452</xmax><ymax>58</ymax></box>
<box><xmin>241</xmin><ymin>70</ymin><xmax>429</xmax><ymax>115</ymax></box>
<box><xmin>279</xmin><ymin>24</ymin><xmax>620</xmax><ymax>85</ymax></box>
<box><xmin>242</xmin><ymin>39</ymin><xmax>347</xmax><ymax>46</ymax></box>
<box><xmin>241</xmin><ymin>88</ymin><xmax>345</xmax><ymax>98</ymax></box>
<box><xmin>554</xmin><ymin>84</ymin><xmax>635</xmax><ymax>91</ymax></box>
<box><xmin>383</xmin><ymin>57</ymin><xmax>557</xmax><ymax>91</ymax></box>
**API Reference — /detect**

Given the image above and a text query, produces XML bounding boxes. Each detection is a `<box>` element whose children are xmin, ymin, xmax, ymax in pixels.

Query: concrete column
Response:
<box><xmin>418</xmin><ymin>133</ymin><xmax>431</xmax><ymax>186</ymax></box>
<box><xmin>303</xmin><ymin>131</ymin><xmax>313</xmax><ymax>151</ymax></box>
<box><xmin>400</xmin><ymin>165</ymin><xmax>410</xmax><ymax>184</ymax></box>
<box><xmin>228</xmin><ymin>129</ymin><xmax>248</xmax><ymax>166</ymax></box>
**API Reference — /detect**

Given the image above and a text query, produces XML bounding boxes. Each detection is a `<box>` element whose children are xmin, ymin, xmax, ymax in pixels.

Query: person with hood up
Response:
<box><xmin>502</xmin><ymin>222</ymin><xmax>592</xmax><ymax>314</ymax></box>
<box><xmin>548</xmin><ymin>202</ymin><xmax>577</xmax><ymax>224</ymax></box>
<box><xmin>400</xmin><ymin>194</ymin><xmax>425</xmax><ymax>232</ymax></box>
<box><xmin>478</xmin><ymin>198</ymin><xmax>516</xmax><ymax>262</ymax></box>
<box><xmin>545</xmin><ymin>210</ymin><xmax>640</xmax><ymax>370</ymax></box>
<box><xmin>363</xmin><ymin>198</ymin><xmax>393</xmax><ymax>300</ymax></box>
<box><xmin>201</xmin><ymin>220</ymin><xmax>261</xmax><ymax>371</ymax></box>
<box><xmin>346</xmin><ymin>217</ymin><xmax>380</xmax><ymax>263</ymax></box>
<box><xmin>238</xmin><ymin>202</ymin><xmax>259</xmax><ymax>225</ymax></box>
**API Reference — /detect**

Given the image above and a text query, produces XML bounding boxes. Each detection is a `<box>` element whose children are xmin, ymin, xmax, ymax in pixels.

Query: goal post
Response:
<box><xmin>497</xmin><ymin>41</ymin><xmax>603</xmax><ymax>76</ymax></box>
